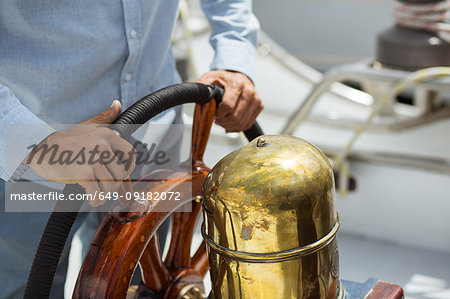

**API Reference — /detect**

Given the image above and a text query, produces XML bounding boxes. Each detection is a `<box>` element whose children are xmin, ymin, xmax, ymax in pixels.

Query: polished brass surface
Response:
<box><xmin>203</xmin><ymin>135</ymin><xmax>341</xmax><ymax>298</ymax></box>
<box><xmin>176</xmin><ymin>285</ymin><xmax>207</xmax><ymax>299</ymax></box>
<box><xmin>201</xmin><ymin>217</ymin><xmax>339</xmax><ymax>263</ymax></box>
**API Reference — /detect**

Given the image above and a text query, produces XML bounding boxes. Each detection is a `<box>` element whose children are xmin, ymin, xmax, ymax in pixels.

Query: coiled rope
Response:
<box><xmin>394</xmin><ymin>0</ymin><xmax>450</xmax><ymax>42</ymax></box>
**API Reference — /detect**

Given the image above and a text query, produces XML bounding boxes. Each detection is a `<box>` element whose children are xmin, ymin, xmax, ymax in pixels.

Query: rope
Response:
<box><xmin>394</xmin><ymin>0</ymin><xmax>450</xmax><ymax>42</ymax></box>
<box><xmin>334</xmin><ymin>66</ymin><xmax>450</xmax><ymax>196</ymax></box>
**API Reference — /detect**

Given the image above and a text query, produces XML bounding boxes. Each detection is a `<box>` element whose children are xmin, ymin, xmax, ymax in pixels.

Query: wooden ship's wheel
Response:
<box><xmin>74</xmin><ymin>100</ymin><xmax>234</xmax><ymax>299</ymax></box>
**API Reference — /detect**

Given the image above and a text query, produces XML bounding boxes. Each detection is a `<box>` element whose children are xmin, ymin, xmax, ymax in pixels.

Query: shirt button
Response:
<box><xmin>124</xmin><ymin>73</ymin><xmax>132</xmax><ymax>81</ymax></box>
<box><xmin>130</xmin><ymin>29</ymin><xmax>137</xmax><ymax>38</ymax></box>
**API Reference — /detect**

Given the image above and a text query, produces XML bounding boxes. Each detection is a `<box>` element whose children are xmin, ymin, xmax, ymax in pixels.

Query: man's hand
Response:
<box><xmin>25</xmin><ymin>101</ymin><xmax>136</xmax><ymax>206</ymax></box>
<box><xmin>196</xmin><ymin>70</ymin><xmax>263</xmax><ymax>132</ymax></box>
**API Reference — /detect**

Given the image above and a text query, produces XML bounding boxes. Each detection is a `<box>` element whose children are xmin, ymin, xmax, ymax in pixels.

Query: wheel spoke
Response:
<box><xmin>164</xmin><ymin>201</ymin><xmax>202</xmax><ymax>269</ymax></box>
<box><xmin>139</xmin><ymin>235</ymin><xmax>171</xmax><ymax>291</ymax></box>
<box><xmin>192</xmin><ymin>240</ymin><xmax>209</xmax><ymax>277</ymax></box>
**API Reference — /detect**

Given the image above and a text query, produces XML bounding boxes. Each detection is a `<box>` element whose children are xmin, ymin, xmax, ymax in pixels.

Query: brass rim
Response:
<box><xmin>201</xmin><ymin>214</ymin><xmax>340</xmax><ymax>263</ymax></box>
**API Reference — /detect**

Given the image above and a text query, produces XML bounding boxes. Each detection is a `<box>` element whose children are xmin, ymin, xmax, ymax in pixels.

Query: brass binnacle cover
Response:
<box><xmin>202</xmin><ymin>135</ymin><xmax>342</xmax><ymax>299</ymax></box>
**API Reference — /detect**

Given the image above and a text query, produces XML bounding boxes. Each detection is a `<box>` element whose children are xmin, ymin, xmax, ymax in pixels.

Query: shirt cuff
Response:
<box><xmin>209</xmin><ymin>38</ymin><xmax>257</xmax><ymax>82</ymax></box>
<box><xmin>9</xmin><ymin>162</ymin><xmax>30</xmax><ymax>183</ymax></box>
<box><xmin>0</xmin><ymin>85</ymin><xmax>55</xmax><ymax>181</ymax></box>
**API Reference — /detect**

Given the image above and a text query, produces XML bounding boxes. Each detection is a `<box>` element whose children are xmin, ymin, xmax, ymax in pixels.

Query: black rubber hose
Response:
<box><xmin>23</xmin><ymin>82</ymin><xmax>262</xmax><ymax>299</ymax></box>
<box><xmin>244</xmin><ymin>122</ymin><xmax>263</xmax><ymax>141</ymax></box>
<box><xmin>23</xmin><ymin>184</ymin><xmax>85</xmax><ymax>299</ymax></box>
<box><xmin>112</xmin><ymin>82</ymin><xmax>222</xmax><ymax>138</ymax></box>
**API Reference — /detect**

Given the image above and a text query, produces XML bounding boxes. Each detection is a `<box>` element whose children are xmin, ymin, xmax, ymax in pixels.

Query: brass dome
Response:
<box><xmin>202</xmin><ymin>135</ymin><xmax>342</xmax><ymax>298</ymax></box>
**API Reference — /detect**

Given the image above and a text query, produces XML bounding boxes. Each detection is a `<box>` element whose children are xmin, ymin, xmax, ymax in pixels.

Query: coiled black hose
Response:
<box><xmin>23</xmin><ymin>82</ymin><xmax>263</xmax><ymax>299</ymax></box>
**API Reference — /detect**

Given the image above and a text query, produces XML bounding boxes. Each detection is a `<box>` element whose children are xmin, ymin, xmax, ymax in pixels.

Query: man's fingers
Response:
<box><xmin>106</xmin><ymin>131</ymin><xmax>134</xmax><ymax>154</ymax></box>
<box><xmin>78</xmin><ymin>170</ymin><xmax>102</xmax><ymax>207</ymax></box>
<box><xmin>105</xmin><ymin>149</ymin><xmax>135</xmax><ymax>180</ymax></box>
<box><xmin>95</xmin><ymin>127</ymin><xmax>136</xmax><ymax>177</ymax></box>
<box><xmin>217</xmin><ymin>84</ymin><xmax>242</xmax><ymax>117</ymax></box>
<box><xmin>93</xmin><ymin>165</ymin><xmax>117</xmax><ymax>202</ymax></box>
<box><xmin>196</xmin><ymin>70</ymin><xmax>263</xmax><ymax>132</ymax></box>
<box><xmin>92</xmin><ymin>139</ymin><xmax>135</xmax><ymax>181</ymax></box>
<box><xmin>82</xmin><ymin>100</ymin><xmax>121</xmax><ymax>125</ymax></box>
<box><xmin>216</xmin><ymin>86</ymin><xmax>258</xmax><ymax>132</ymax></box>
<box><xmin>243</xmin><ymin>93</ymin><xmax>264</xmax><ymax>130</ymax></box>
<box><xmin>228</xmin><ymin>86</ymin><xmax>256</xmax><ymax>130</ymax></box>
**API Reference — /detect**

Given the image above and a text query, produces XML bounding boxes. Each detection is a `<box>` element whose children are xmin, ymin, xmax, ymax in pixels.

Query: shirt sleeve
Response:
<box><xmin>0</xmin><ymin>84</ymin><xmax>54</xmax><ymax>181</ymax></box>
<box><xmin>200</xmin><ymin>0</ymin><xmax>260</xmax><ymax>81</ymax></box>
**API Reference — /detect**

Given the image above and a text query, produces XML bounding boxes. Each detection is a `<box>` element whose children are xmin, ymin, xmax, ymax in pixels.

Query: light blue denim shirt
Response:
<box><xmin>0</xmin><ymin>0</ymin><xmax>259</xmax><ymax>181</ymax></box>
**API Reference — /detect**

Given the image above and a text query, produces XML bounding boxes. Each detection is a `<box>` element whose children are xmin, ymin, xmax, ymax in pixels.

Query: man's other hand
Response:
<box><xmin>196</xmin><ymin>70</ymin><xmax>263</xmax><ymax>132</ymax></box>
<box><xmin>25</xmin><ymin>101</ymin><xmax>136</xmax><ymax>206</ymax></box>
